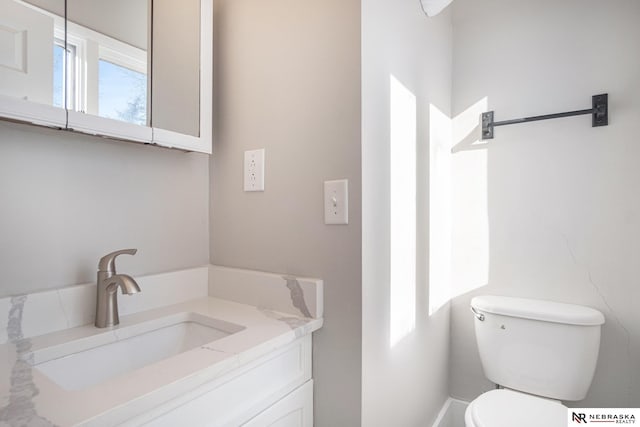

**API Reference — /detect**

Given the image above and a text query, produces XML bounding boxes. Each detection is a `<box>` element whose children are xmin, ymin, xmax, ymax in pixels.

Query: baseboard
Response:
<box><xmin>431</xmin><ymin>397</ymin><xmax>469</xmax><ymax>427</ymax></box>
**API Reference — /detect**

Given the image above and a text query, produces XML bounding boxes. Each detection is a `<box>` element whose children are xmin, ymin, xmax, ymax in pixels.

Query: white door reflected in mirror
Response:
<box><xmin>0</xmin><ymin>0</ymin><xmax>66</xmax><ymax>107</ymax></box>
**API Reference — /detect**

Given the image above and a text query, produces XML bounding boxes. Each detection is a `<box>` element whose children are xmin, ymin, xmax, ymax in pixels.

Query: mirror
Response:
<box><xmin>0</xmin><ymin>0</ymin><xmax>211</xmax><ymax>152</ymax></box>
<box><xmin>152</xmin><ymin>0</ymin><xmax>201</xmax><ymax>137</ymax></box>
<box><xmin>0</xmin><ymin>0</ymin><xmax>66</xmax><ymax>111</ymax></box>
<box><xmin>66</xmin><ymin>0</ymin><xmax>149</xmax><ymax>127</ymax></box>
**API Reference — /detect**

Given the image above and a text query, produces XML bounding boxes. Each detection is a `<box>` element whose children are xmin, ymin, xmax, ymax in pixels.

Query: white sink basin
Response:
<box><xmin>30</xmin><ymin>312</ymin><xmax>244</xmax><ymax>391</ymax></box>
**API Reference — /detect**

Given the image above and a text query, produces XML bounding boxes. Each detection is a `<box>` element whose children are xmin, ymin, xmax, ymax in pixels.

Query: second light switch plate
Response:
<box><xmin>244</xmin><ymin>149</ymin><xmax>265</xmax><ymax>192</ymax></box>
<box><xmin>324</xmin><ymin>179</ymin><xmax>348</xmax><ymax>225</ymax></box>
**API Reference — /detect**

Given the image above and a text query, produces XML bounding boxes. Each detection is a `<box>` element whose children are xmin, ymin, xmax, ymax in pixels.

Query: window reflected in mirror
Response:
<box><xmin>98</xmin><ymin>58</ymin><xmax>147</xmax><ymax>126</ymax></box>
<box><xmin>66</xmin><ymin>0</ymin><xmax>149</xmax><ymax>126</ymax></box>
<box><xmin>52</xmin><ymin>41</ymin><xmax>65</xmax><ymax>108</ymax></box>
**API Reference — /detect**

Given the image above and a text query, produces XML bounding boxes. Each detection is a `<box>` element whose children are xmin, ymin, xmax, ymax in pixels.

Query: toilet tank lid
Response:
<box><xmin>471</xmin><ymin>296</ymin><xmax>605</xmax><ymax>326</ymax></box>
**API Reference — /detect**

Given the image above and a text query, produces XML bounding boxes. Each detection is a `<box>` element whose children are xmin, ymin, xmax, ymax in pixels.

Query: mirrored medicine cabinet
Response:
<box><xmin>0</xmin><ymin>0</ymin><xmax>212</xmax><ymax>153</ymax></box>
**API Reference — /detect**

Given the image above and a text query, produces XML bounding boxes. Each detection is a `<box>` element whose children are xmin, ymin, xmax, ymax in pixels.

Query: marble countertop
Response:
<box><xmin>0</xmin><ymin>296</ymin><xmax>323</xmax><ymax>426</ymax></box>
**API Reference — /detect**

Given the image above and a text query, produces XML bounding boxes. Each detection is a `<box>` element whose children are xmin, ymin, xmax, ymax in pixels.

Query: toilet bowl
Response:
<box><xmin>465</xmin><ymin>389</ymin><xmax>566</xmax><ymax>427</ymax></box>
<box><xmin>464</xmin><ymin>295</ymin><xmax>605</xmax><ymax>427</ymax></box>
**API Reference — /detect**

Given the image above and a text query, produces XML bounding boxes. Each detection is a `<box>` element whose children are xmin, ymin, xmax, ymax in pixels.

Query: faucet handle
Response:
<box><xmin>98</xmin><ymin>249</ymin><xmax>137</xmax><ymax>273</ymax></box>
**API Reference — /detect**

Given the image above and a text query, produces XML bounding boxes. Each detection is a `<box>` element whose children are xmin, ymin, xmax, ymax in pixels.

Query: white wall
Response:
<box><xmin>210</xmin><ymin>0</ymin><xmax>362</xmax><ymax>425</ymax></box>
<box><xmin>0</xmin><ymin>122</ymin><xmax>209</xmax><ymax>296</ymax></box>
<box><xmin>361</xmin><ymin>0</ymin><xmax>452</xmax><ymax>425</ymax></box>
<box><xmin>450</xmin><ymin>0</ymin><xmax>640</xmax><ymax>408</ymax></box>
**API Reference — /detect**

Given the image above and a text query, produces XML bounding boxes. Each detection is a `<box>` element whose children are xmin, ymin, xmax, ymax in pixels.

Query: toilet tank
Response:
<box><xmin>471</xmin><ymin>295</ymin><xmax>605</xmax><ymax>401</ymax></box>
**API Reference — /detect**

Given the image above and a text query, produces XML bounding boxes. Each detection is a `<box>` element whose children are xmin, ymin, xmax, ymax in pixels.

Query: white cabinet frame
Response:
<box><xmin>0</xmin><ymin>0</ymin><xmax>212</xmax><ymax>154</ymax></box>
<box><xmin>0</xmin><ymin>95</ymin><xmax>67</xmax><ymax>129</ymax></box>
<box><xmin>152</xmin><ymin>0</ymin><xmax>213</xmax><ymax>154</ymax></box>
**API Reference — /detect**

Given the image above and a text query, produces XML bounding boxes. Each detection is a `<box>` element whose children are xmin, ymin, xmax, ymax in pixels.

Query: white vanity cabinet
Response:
<box><xmin>125</xmin><ymin>336</ymin><xmax>313</xmax><ymax>427</ymax></box>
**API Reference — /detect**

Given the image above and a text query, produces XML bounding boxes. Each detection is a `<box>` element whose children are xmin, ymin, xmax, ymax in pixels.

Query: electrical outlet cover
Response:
<box><xmin>244</xmin><ymin>149</ymin><xmax>265</xmax><ymax>192</ymax></box>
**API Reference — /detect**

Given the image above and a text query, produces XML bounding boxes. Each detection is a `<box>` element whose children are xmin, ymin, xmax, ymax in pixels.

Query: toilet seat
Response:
<box><xmin>464</xmin><ymin>389</ymin><xmax>567</xmax><ymax>427</ymax></box>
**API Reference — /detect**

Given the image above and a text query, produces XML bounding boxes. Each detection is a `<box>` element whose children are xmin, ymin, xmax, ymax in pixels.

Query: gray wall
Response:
<box><xmin>28</xmin><ymin>0</ymin><xmax>149</xmax><ymax>50</ymax></box>
<box><xmin>450</xmin><ymin>0</ymin><xmax>640</xmax><ymax>407</ymax></box>
<box><xmin>210</xmin><ymin>0</ymin><xmax>362</xmax><ymax>425</ymax></box>
<box><xmin>361</xmin><ymin>0</ymin><xmax>452</xmax><ymax>425</ymax></box>
<box><xmin>0</xmin><ymin>122</ymin><xmax>209</xmax><ymax>296</ymax></box>
<box><xmin>67</xmin><ymin>0</ymin><xmax>148</xmax><ymax>50</ymax></box>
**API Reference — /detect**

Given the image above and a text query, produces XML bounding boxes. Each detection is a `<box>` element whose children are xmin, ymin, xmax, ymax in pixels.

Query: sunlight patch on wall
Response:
<box><xmin>451</xmin><ymin>97</ymin><xmax>490</xmax><ymax>300</ymax></box>
<box><xmin>428</xmin><ymin>97</ymin><xmax>490</xmax><ymax>315</ymax></box>
<box><xmin>428</xmin><ymin>104</ymin><xmax>452</xmax><ymax>315</ymax></box>
<box><xmin>389</xmin><ymin>75</ymin><xmax>416</xmax><ymax>348</ymax></box>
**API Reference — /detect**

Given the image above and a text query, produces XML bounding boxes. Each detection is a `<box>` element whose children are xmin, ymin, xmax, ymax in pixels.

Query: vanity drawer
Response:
<box><xmin>241</xmin><ymin>380</ymin><xmax>313</xmax><ymax>427</ymax></box>
<box><xmin>126</xmin><ymin>335</ymin><xmax>312</xmax><ymax>427</ymax></box>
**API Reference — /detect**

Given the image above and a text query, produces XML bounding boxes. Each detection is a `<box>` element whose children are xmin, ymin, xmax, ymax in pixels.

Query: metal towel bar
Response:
<box><xmin>481</xmin><ymin>94</ymin><xmax>609</xmax><ymax>140</ymax></box>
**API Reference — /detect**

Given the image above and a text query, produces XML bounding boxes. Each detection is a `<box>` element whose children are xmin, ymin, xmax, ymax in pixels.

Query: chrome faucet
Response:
<box><xmin>95</xmin><ymin>249</ymin><xmax>141</xmax><ymax>328</ymax></box>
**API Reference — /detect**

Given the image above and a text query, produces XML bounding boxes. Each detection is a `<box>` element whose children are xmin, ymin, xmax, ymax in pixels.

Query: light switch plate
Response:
<box><xmin>324</xmin><ymin>179</ymin><xmax>348</xmax><ymax>225</ymax></box>
<box><xmin>244</xmin><ymin>149</ymin><xmax>265</xmax><ymax>192</ymax></box>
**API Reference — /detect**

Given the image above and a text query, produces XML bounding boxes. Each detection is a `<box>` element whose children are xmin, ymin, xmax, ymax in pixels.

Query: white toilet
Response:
<box><xmin>465</xmin><ymin>295</ymin><xmax>605</xmax><ymax>427</ymax></box>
